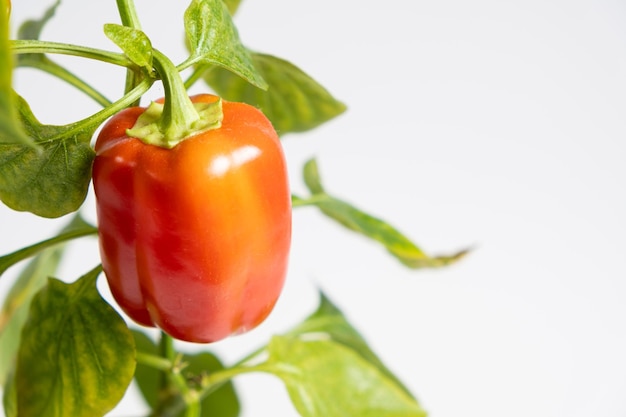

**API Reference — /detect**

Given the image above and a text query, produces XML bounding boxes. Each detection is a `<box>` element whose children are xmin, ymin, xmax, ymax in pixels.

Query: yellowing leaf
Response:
<box><xmin>16</xmin><ymin>267</ymin><xmax>135</xmax><ymax>417</ymax></box>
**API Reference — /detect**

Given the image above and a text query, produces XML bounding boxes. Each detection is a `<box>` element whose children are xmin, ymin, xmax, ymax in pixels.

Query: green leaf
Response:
<box><xmin>288</xmin><ymin>292</ymin><xmax>415</xmax><ymax>400</ymax></box>
<box><xmin>104</xmin><ymin>23</ymin><xmax>153</xmax><ymax>70</ymax></box>
<box><xmin>296</xmin><ymin>158</ymin><xmax>469</xmax><ymax>268</ymax></box>
<box><xmin>0</xmin><ymin>216</ymin><xmax>97</xmax><ymax>278</ymax></box>
<box><xmin>133</xmin><ymin>330</ymin><xmax>240</xmax><ymax>417</ymax></box>
<box><xmin>203</xmin><ymin>53</ymin><xmax>346</xmax><ymax>135</ymax></box>
<box><xmin>184</xmin><ymin>0</ymin><xmax>266</xmax><ymax>89</ymax></box>
<box><xmin>0</xmin><ymin>95</ymin><xmax>96</xmax><ymax>218</ymax></box>
<box><xmin>0</xmin><ymin>250</ymin><xmax>63</xmax><ymax>387</ymax></box>
<box><xmin>0</xmin><ymin>214</ymin><xmax>90</xmax><ymax>386</ymax></box>
<box><xmin>15</xmin><ymin>266</ymin><xmax>135</xmax><ymax>417</ymax></box>
<box><xmin>221</xmin><ymin>0</ymin><xmax>242</xmax><ymax>15</ymax></box>
<box><xmin>266</xmin><ymin>335</ymin><xmax>427</xmax><ymax>417</ymax></box>
<box><xmin>0</xmin><ymin>0</ymin><xmax>35</xmax><ymax>147</ymax></box>
<box><xmin>248</xmin><ymin>293</ymin><xmax>426</xmax><ymax>416</ymax></box>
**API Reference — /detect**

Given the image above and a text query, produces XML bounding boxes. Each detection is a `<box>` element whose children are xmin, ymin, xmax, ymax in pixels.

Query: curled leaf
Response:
<box><xmin>295</xmin><ymin>158</ymin><xmax>469</xmax><ymax>268</ymax></box>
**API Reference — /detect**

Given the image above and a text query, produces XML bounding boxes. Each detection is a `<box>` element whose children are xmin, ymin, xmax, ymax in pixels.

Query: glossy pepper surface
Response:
<box><xmin>92</xmin><ymin>94</ymin><xmax>291</xmax><ymax>343</ymax></box>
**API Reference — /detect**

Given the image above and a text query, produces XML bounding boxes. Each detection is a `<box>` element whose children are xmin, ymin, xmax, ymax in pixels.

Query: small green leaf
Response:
<box><xmin>297</xmin><ymin>158</ymin><xmax>468</xmax><ymax>268</ymax></box>
<box><xmin>104</xmin><ymin>23</ymin><xmax>153</xmax><ymax>70</ymax></box>
<box><xmin>204</xmin><ymin>53</ymin><xmax>346</xmax><ymax>135</ymax></box>
<box><xmin>133</xmin><ymin>330</ymin><xmax>240</xmax><ymax>417</ymax></box>
<box><xmin>185</xmin><ymin>0</ymin><xmax>266</xmax><ymax>89</ymax></box>
<box><xmin>266</xmin><ymin>335</ymin><xmax>427</xmax><ymax>417</ymax></box>
<box><xmin>0</xmin><ymin>217</ymin><xmax>97</xmax><ymax>278</ymax></box>
<box><xmin>16</xmin><ymin>266</ymin><xmax>135</xmax><ymax>417</ymax></box>
<box><xmin>0</xmin><ymin>0</ymin><xmax>34</xmax><ymax>147</ymax></box>
<box><xmin>0</xmin><ymin>95</ymin><xmax>96</xmax><ymax>218</ymax></box>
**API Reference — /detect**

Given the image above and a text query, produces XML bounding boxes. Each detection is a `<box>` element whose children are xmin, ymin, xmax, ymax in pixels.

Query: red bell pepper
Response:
<box><xmin>92</xmin><ymin>94</ymin><xmax>291</xmax><ymax>343</ymax></box>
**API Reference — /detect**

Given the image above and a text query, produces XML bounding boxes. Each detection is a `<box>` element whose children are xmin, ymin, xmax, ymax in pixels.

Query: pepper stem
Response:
<box><xmin>127</xmin><ymin>49</ymin><xmax>223</xmax><ymax>148</ymax></box>
<box><xmin>153</xmin><ymin>49</ymin><xmax>199</xmax><ymax>140</ymax></box>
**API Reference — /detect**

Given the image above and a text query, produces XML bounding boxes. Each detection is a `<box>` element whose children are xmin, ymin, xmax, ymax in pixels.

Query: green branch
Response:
<box><xmin>0</xmin><ymin>225</ymin><xmax>98</xmax><ymax>278</ymax></box>
<box><xmin>50</xmin><ymin>77</ymin><xmax>153</xmax><ymax>142</ymax></box>
<box><xmin>115</xmin><ymin>0</ymin><xmax>144</xmax><ymax>99</ymax></box>
<box><xmin>18</xmin><ymin>55</ymin><xmax>112</xmax><ymax>107</ymax></box>
<box><xmin>158</xmin><ymin>333</ymin><xmax>201</xmax><ymax>417</ymax></box>
<box><xmin>116</xmin><ymin>0</ymin><xmax>142</xmax><ymax>29</ymax></box>
<box><xmin>11</xmin><ymin>39</ymin><xmax>134</xmax><ymax>68</ymax></box>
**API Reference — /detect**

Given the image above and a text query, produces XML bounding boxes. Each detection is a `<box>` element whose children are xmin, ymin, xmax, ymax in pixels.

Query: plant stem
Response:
<box><xmin>183</xmin><ymin>63</ymin><xmax>211</xmax><ymax>89</ymax></box>
<box><xmin>0</xmin><ymin>226</ymin><xmax>98</xmax><ymax>278</ymax></box>
<box><xmin>51</xmin><ymin>78</ymin><xmax>152</xmax><ymax>142</ymax></box>
<box><xmin>116</xmin><ymin>0</ymin><xmax>142</xmax><ymax>29</ymax></box>
<box><xmin>151</xmin><ymin>49</ymin><xmax>200</xmax><ymax>143</ymax></box>
<box><xmin>158</xmin><ymin>332</ymin><xmax>176</xmax><ymax>395</ymax></box>
<box><xmin>143</xmin><ymin>336</ymin><xmax>272</xmax><ymax>415</ymax></box>
<box><xmin>116</xmin><ymin>0</ymin><xmax>144</xmax><ymax>100</ymax></box>
<box><xmin>135</xmin><ymin>351</ymin><xmax>173</xmax><ymax>372</ymax></box>
<box><xmin>291</xmin><ymin>193</ymin><xmax>332</xmax><ymax>208</ymax></box>
<box><xmin>159</xmin><ymin>332</ymin><xmax>176</xmax><ymax>361</ymax></box>
<box><xmin>186</xmin><ymin>346</ymin><xmax>270</xmax><ymax>406</ymax></box>
<box><xmin>158</xmin><ymin>332</ymin><xmax>201</xmax><ymax>417</ymax></box>
<box><xmin>18</xmin><ymin>55</ymin><xmax>111</xmax><ymax>107</ymax></box>
<box><xmin>126</xmin><ymin>49</ymin><xmax>223</xmax><ymax>148</ymax></box>
<box><xmin>196</xmin><ymin>361</ymin><xmax>276</xmax><ymax>404</ymax></box>
<box><xmin>11</xmin><ymin>39</ymin><xmax>133</xmax><ymax>68</ymax></box>
<box><xmin>176</xmin><ymin>55</ymin><xmax>202</xmax><ymax>73</ymax></box>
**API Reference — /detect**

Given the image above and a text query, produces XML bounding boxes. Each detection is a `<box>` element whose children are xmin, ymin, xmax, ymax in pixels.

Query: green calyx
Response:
<box><xmin>126</xmin><ymin>99</ymin><xmax>223</xmax><ymax>148</ymax></box>
<box><xmin>125</xmin><ymin>48</ymin><xmax>223</xmax><ymax>148</ymax></box>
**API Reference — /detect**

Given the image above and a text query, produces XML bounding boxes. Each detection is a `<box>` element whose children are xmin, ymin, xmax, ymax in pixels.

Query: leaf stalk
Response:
<box><xmin>11</xmin><ymin>39</ymin><xmax>133</xmax><ymax>68</ymax></box>
<box><xmin>115</xmin><ymin>0</ymin><xmax>145</xmax><ymax>100</ymax></box>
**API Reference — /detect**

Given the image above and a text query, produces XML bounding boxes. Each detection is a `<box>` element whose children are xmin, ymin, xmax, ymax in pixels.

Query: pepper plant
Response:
<box><xmin>0</xmin><ymin>0</ymin><xmax>468</xmax><ymax>416</ymax></box>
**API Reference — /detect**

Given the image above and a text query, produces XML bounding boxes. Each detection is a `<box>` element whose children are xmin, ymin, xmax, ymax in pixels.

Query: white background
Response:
<box><xmin>2</xmin><ymin>1</ymin><xmax>626</xmax><ymax>416</ymax></box>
